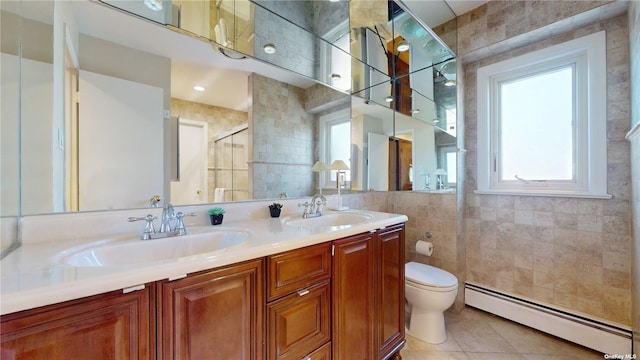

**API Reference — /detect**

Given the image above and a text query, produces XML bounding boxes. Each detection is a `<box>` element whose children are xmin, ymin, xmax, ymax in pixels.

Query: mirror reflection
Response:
<box><xmin>2</xmin><ymin>0</ymin><xmax>456</xmax><ymax>217</ymax></box>
<box><xmin>351</xmin><ymin>79</ymin><xmax>456</xmax><ymax>193</ymax></box>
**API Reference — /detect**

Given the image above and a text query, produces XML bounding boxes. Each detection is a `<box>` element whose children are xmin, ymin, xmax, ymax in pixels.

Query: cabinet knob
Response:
<box><xmin>296</xmin><ymin>289</ymin><xmax>310</xmax><ymax>296</ymax></box>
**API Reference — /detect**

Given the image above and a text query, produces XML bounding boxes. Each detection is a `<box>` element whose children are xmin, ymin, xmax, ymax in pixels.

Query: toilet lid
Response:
<box><xmin>405</xmin><ymin>262</ymin><xmax>457</xmax><ymax>288</ymax></box>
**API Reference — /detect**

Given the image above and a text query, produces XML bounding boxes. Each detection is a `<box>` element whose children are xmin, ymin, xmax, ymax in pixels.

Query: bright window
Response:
<box><xmin>438</xmin><ymin>145</ymin><xmax>457</xmax><ymax>185</ymax></box>
<box><xmin>320</xmin><ymin>108</ymin><xmax>351</xmax><ymax>187</ymax></box>
<box><xmin>476</xmin><ymin>31</ymin><xmax>610</xmax><ymax>198</ymax></box>
<box><xmin>499</xmin><ymin>66</ymin><xmax>574</xmax><ymax>181</ymax></box>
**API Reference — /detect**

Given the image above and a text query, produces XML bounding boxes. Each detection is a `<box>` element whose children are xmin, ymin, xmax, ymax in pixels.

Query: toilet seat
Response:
<box><xmin>405</xmin><ymin>262</ymin><xmax>457</xmax><ymax>292</ymax></box>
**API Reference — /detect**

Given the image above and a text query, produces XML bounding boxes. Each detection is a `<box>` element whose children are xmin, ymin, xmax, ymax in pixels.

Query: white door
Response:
<box><xmin>170</xmin><ymin>118</ymin><xmax>208</xmax><ymax>205</ymax></box>
<box><xmin>367</xmin><ymin>132</ymin><xmax>389</xmax><ymax>191</ymax></box>
<box><xmin>78</xmin><ymin>70</ymin><xmax>163</xmax><ymax>211</ymax></box>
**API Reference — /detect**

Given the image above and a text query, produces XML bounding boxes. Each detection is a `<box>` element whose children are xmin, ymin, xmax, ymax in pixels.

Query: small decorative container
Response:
<box><xmin>268</xmin><ymin>202</ymin><xmax>283</xmax><ymax>218</ymax></box>
<box><xmin>210</xmin><ymin>214</ymin><xmax>224</xmax><ymax>225</ymax></box>
<box><xmin>208</xmin><ymin>207</ymin><xmax>225</xmax><ymax>225</ymax></box>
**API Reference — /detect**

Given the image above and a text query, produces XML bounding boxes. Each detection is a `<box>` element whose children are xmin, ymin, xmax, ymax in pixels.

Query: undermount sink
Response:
<box><xmin>58</xmin><ymin>230</ymin><xmax>248</xmax><ymax>267</ymax></box>
<box><xmin>283</xmin><ymin>212</ymin><xmax>373</xmax><ymax>230</ymax></box>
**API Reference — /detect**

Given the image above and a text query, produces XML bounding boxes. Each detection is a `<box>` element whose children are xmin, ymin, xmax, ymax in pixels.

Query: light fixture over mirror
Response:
<box><xmin>143</xmin><ymin>0</ymin><xmax>163</xmax><ymax>12</ymax></box>
<box><xmin>263</xmin><ymin>43</ymin><xmax>276</xmax><ymax>54</ymax></box>
<box><xmin>397</xmin><ymin>39</ymin><xmax>410</xmax><ymax>52</ymax></box>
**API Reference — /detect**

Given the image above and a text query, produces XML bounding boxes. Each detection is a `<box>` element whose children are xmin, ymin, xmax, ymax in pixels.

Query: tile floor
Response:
<box><xmin>400</xmin><ymin>307</ymin><xmax>605</xmax><ymax>360</ymax></box>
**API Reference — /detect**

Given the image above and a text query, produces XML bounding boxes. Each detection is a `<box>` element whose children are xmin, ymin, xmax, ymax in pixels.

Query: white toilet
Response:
<box><xmin>405</xmin><ymin>261</ymin><xmax>458</xmax><ymax>344</ymax></box>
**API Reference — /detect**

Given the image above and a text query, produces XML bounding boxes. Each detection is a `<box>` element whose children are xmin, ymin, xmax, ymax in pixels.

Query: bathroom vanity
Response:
<box><xmin>0</xmin><ymin>208</ymin><xmax>406</xmax><ymax>360</ymax></box>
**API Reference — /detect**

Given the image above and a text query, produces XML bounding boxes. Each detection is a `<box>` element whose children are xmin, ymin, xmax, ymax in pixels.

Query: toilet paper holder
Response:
<box><xmin>415</xmin><ymin>240</ymin><xmax>434</xmax><ymax>256</ymax></box>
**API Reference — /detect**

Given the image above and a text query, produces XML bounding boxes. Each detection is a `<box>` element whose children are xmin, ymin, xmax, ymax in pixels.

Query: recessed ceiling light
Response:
<box><xmin>263</xmin><ymin>43</ymin><xmax>277</xmax><ymax>54</ymax></box>
<box><xmin>433</xmin><ymin>118</ymin><xmax>440</xmax><ymax>123</ymax></box>
<box><xmin>329</xmin><ymin>0</ymin><xmax>340</xmax><ymax>2</ymax></box>
<box><xmin>384</xmin><ymin>96</ymin><xmax>394</xmax><ymax>103</ymax></box>
<box><xmin>193</xmin><ymin>85</ymin><xmax>205</xmax><ymax>92</ymax></box>
<box><xmin>397</xmin><ymin>40</ymin><xmax>410</xmax><ymax>52</ymax></box>
<box><xmin>444</xmin><ymin>79</ymin><xmax>456</xmax><ymax>87</ymax></box>
<box><xmin>143</xmin><ymin>0</ymin><xmax>163</xmax><ymax>11</ymax></box>
<box><xmin>411</xmin><ymin>108</ymin><xmax>420</xmax><ymax>114</ymax></box>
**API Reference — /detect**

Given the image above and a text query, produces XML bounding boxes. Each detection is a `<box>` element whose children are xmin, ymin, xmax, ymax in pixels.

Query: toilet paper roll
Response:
<box><xmin>416</xmin><ymin>240</ymin><xmax>434</xmax><ymax>256</ymax></box>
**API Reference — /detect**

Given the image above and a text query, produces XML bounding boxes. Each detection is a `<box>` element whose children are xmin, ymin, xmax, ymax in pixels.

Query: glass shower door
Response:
<box><xmin>214</xmin><ymin>126</ymin><xmax>249</xmax><ymax>202</ymax></box>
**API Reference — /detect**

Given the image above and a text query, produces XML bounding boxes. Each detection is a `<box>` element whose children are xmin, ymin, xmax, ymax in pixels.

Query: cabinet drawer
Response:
<box><xmin>267</xmin><ymin>243</ymin><xmax>331</xmax><ymax>301</ymax></box>
<box><xmin>267</xmin><ymin>281</ymin><xmax>331</xmax><ymax>360</ymax></box>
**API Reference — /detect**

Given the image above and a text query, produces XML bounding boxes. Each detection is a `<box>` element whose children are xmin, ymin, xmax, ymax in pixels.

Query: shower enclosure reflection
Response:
<box><xmin>213</xmin><ymin>124</ymin><xmax>249</xmax><ymax>202</ymax></box>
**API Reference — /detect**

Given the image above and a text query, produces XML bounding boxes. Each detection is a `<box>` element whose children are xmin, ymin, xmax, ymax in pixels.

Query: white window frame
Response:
<box><xmin>319</xmin><ymin>108</ymin><xmax>351</xmax><ymax>188</ymax></box>
<box><xmin>476</xmin><ymin>31</ymin><xmax>610</xmax><ymax>199</ymax></box>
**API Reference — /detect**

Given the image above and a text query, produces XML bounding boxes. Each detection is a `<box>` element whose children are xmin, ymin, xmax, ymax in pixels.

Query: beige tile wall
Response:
<box><xmin>627</xmin><ymin>0</ymin><xmax>639</xmax><ymax>352</ymax></box>
<box><xmin>629</xmin><ymin>127</ymin><xmax>639</xmax><ymax>350</ymax></box>
<box><xmin>457</xmin><ymin>0</ymin><xmax>620</xmax><ymax>62</ymax></box>
<box><xmin>461</xmin><ymin>3</ymin><xmax>632</xmax><ymax>326</ymax></box>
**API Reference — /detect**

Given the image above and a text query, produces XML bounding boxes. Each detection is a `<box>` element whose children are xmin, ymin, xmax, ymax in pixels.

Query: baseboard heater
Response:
<box><xmin>464</xmin><ymin>283</ymin><xmax>632</xmax><ymax>355</ymax></box>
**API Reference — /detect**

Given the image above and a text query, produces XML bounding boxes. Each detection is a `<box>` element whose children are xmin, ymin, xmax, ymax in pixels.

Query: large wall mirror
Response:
<box><xmin>349</xmin><ymin>0</ymin><xmax>457</xmax><ymax>193</ymax></box>
<box><xmin>1</xmin><ymin>0</ymin><xmax>456</xmax><ymax>218</ymax></box>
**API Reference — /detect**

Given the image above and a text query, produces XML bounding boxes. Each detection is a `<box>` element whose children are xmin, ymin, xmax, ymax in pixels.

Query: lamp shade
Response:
<box><xmin>330</xmin><ymin>160</ymin><xmax>350</xmax><ymax>171</ymax></box>
<box><xmin>434</xmin><ymin>168</ymin><xmax>447</xmax><ymax>176</ymax></box>
<box><xmin>311</xmin><ymin>161</ymin><xmax>329</xmax><ymax>172</ymax></box>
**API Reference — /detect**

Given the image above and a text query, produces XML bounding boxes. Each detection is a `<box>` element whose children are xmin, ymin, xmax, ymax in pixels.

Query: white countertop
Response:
<box><xmin>1</xmin><ymin>208</ymin><xmax>407</xmax><ymax>315</ymax></box>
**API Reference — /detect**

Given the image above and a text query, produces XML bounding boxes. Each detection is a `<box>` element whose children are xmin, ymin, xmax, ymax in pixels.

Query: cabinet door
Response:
<box><xmin>158</xmin><ymin>259</ymin><xmax>264</xmax><ymax>360</ymax></box>
<box><xmin>267</xmin><ymin>281</ymin><xmax>331</xmax><ymax>360</ymax></box>
<box><xmin>332</xmin><ymin>232</ymin><xmax>375</xmax><ymax>360</ymax></box>
<box><xmin>306</xmin><ymin>341</ymin><xmax>331</xmax><ymax>360</ymax></box>
<box><xmin>375</xmin><ymin>225</ymin><xmax>405</xmax><ymax>359</ymax></box>
<box><xmin>1</xmin><ymin>286</ymin><xmax>152</xmax><ymax>360</ymax></box>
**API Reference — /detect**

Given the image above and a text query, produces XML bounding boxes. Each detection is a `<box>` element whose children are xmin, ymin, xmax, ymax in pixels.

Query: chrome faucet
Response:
<box><xmin>160</xmin><ymin>203</ymin><xmax>175</xmax><ymax>233</ymax></box>
<box><xmin>310</xmin><ymin>193</ymin><xmax>327</xmax><ymax>217</ymax></box>
<box><xmin>298</xmin><ymin>202</ymin><xmax>311</xmax><ymax>218</ymax></box>
<box><xmin>128</xmin><ymin>204</ymin><xmax>197</xmax><ymax>240</ymax></box>
<box><xmin>298</xmin><ymin>194</ymin><xmax>328</xmax><ymax>219</ymax></box>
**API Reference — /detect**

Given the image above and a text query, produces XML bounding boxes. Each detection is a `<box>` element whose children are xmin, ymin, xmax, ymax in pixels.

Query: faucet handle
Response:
<box><xmin>128</xmin><ymin>214</ymin><xmax>157</xmax><ymax>240</ymax></box>
<box><xmin>174</xmin><ymin>212</ymin><xmax>197</xmax><ymax>235</ymax></box>
<box><xmin>298</xmin><ymin>202</ymin><xmax>311</xmax><ymax>218</ymax></box>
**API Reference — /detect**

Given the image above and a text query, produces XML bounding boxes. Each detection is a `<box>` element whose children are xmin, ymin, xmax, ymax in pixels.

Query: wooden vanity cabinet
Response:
<box><xmin>332</xmin><ymin>224</ymin><xmax>405</xmax><ymax>360</ymax></box>
<box><xmin>0</xmin><ymin>284</ymin><xmax>153</xmax><ymax>360</ymax></box>
<box><xmin>1</xmin><ymin>223</ymin><xmax>405</xmax><ymax>360</ymax></box>
<box><xmin>375</xmin><ymin>225</ymin><xmax>406</xmax><ymax>359</ymax></box>
<box><xmin>266</xmin><ymin>243</ymin><xmax>332</xmax><ymax>360</ymax></box>
<box><xmin>156</xmin><ymin>259</ymin><xmax>264</xmax><ymax>360</ymax></box>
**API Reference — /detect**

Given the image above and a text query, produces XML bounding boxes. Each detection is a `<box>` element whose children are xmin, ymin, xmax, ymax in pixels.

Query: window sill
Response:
<box><xmin>473</xmin><ymin>189</ymin><xmax>612</xmax><ymax>199</ymax></box>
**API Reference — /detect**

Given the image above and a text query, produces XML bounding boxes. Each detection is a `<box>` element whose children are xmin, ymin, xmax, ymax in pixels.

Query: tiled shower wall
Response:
<box><xmin>170</xmin><ymin>98</ymin><xmax>248</xmax><ymax>202</ymax></box>
<box><xmin>461</xmin><ymin>2</ymin><xmax>632</xmax><ymax>326</ymax></box>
